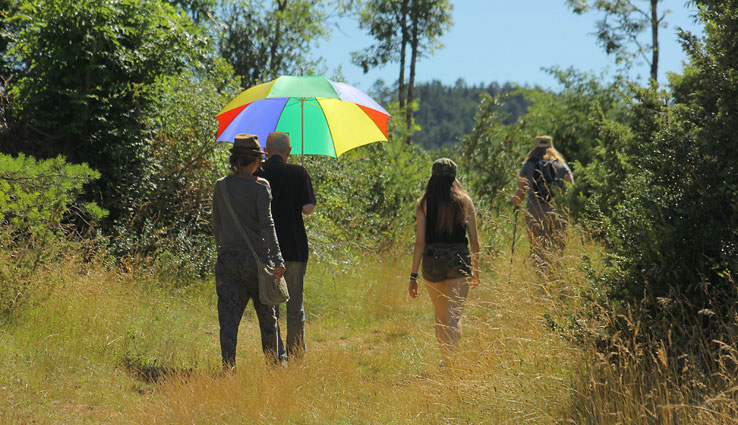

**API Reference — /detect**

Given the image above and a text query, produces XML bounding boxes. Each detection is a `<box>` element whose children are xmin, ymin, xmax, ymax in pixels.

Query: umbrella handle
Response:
<box><xmin>301</xmin><ymin>97</ymin><xmax>305</xmax><ymax>167</ymax></box>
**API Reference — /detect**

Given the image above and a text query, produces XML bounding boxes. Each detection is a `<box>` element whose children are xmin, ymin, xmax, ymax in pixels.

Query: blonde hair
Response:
<box><xmin>523</xmin><ymin>146</ymin><xmax>565</xmax><ymax>165</ymax></box>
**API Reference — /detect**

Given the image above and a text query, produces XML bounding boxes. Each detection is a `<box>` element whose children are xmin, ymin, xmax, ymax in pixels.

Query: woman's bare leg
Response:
<box><xmin>425</xmin><ymin>277</ymin><xmax>469</xmax><ymax>356</ymax></box>
<box><xmin>445</xmin><ymin>278</ymin><xmax>469</xmax><ymax>347</ymax></box>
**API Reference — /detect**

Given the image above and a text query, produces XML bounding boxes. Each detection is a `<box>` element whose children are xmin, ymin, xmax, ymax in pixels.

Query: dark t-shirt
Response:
<box><xmin>255</xmin><ymin>155</ymin><xmax>316</xmax><ymax>262</ymax></box>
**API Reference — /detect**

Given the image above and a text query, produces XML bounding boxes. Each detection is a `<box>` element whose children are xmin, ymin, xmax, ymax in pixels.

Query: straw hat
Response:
<box><xmin>534</xmin><ymin>135</ymin><xmax>553</xmax><ymax>148</ymax></box>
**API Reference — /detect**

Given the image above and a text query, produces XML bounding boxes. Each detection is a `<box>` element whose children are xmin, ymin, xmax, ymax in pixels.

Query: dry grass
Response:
<box><xmin>565</xmin><ymin>301</ymin><xmax>738</xmax><ymax>425</ymax></box>
<box><xmin>127</xmin><ymin>243</ymin><xmax>586</xmax><ymax>425</ymax></box>
<box><xmin>2</xmin><ymin>225</ymin><xmax>738</xmax><ymax>424</ymax></box>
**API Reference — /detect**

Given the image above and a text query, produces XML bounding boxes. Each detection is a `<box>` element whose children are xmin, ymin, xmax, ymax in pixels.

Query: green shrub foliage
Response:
<box><xmin>460</xmin><ymin>92</ymin><xmax>528</xmax><ymax>207</ymax></box>
<box><xmin>576</xmin><ymin>1</ymin><xmax>738</xmax><ymax>355</ymax></box>
<box><xmin>105</xmin><ymin>62</ymin><xmax>240</xmax><ymax>283</ymax></box>
<box><xmin>0</xmin><ymin>153</ymin><xmax>104</xmax><ymax>317</ymax></box>
<box><xmin>303</xmin><ymin>100</ymin><xmax>431</xmax><ymax>262</ymax></box>
<box><xmin>461</xmin><ymin>69</ymin><xmax>625</xmax><ymax>209</ymax></box>
<box><xmin>3</xmin><ymin>0</ymin><xmax>209</xmax><ymax>222</ymax></box>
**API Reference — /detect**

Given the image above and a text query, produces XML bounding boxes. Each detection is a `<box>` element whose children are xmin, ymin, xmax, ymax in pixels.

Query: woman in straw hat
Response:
<box><xmin>408</xmin><ymin>158</ymin><xmax>480</xmax><ymax>362</ymax></box>
<box><xmin>513</xmin><ymin>135</ymin><xmax>574</xmax><ymax>274</ymax></box>
<box><xmin>212</xmin><ymin>133</ymin><xmax>285</xmax><ymax>369</ymax></box>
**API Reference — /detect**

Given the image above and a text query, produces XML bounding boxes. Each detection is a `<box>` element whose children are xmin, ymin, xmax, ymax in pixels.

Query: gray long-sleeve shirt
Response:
<box><xmin>212</xmin><ymin>175</ymin><xmax>284</xmax><ymax>268</ymax></box>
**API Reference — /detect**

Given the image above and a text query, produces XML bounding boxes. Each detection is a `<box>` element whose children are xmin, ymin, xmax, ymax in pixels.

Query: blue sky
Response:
<box><xmin>316</xmin><ymin>1</ymin><xmax>704</xmax><ymax>92</ymax></box>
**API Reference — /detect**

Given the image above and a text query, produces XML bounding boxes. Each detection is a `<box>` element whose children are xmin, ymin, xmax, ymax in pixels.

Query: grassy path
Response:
<box><xmin>0</xmin><ymin>239</ymin><xmax>593</xmax><ymax>424</ymax></box>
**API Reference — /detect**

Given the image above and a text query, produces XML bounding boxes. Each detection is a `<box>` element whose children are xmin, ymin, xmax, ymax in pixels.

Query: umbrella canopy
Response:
<box><xmin>216</xmin><ymin>75</ymin><xmax>390</xmax><ymax>158</ymax></box>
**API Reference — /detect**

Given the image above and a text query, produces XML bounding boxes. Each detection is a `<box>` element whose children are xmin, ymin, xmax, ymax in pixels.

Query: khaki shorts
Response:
<box><xmin>421</xmin><ymin>243</ymin><xmax>472</xmax><ymax>283</ymax></box>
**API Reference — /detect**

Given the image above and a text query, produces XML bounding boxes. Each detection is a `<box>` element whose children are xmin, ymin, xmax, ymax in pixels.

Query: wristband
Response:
<box><xmin>410</xmin><ymin>272</ymin><xmax>418</xmax><ymax>280</ymax></box>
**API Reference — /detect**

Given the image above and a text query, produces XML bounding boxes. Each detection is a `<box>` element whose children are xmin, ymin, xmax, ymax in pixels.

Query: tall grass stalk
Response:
<box><xmin>566</xmin><ymin>298</ymin><xmax>738</xmax><ymax>424</ymax></box>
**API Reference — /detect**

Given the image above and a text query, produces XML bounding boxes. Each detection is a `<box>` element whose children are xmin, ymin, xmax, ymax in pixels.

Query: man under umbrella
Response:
<box><xmin>256</xmin><ymin>132</ymin><xmax>316</xmax><ymax>361</ymax></box>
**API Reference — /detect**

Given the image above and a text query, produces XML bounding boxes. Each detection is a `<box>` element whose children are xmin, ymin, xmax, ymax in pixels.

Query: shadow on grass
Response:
<box><xmin>123</xmin><ymin>353</ymin><xmax>196</xmax><ymax>384</ymax></box>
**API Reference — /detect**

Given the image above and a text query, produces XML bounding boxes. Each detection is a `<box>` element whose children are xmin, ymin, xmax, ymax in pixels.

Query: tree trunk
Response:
<box><xmin>269</xmin><ymin>0</ymin><xmax>289</xmax><ymax>79</ymax></box>
<box><xmin>650</xmin><ymin>0</ymin><xmax>659</xmax><ymax>82</ymax></box>
<box><xmin>407</xmin><ymin>10</ymin><xmax>419</xmax><ymax>145</ymax></box>
<box><xmin>398</xmin><ymin>0</ymin><xmax>409</xmax><ymax>110</ymax></box>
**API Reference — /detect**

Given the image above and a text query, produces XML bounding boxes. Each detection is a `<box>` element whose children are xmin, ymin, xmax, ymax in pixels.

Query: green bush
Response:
<box><xmin>306</xmin><ymin>139</ymin><xmax>430</xmax><ymax>257</ymax></box>
<box><xmin>0</xmin><ymin>153</ymin><xmax>105</xmax><ymax>318</ymax></box>
<box><xmin>575</xmin><ymin>1</ymin><xmax>738</xmax><ymax>363</ymax></box>
<box><xmin>461</xmin><ymin>69</ymin><xmax>626</xmax><ymax>211</ymax></box>
<box><xmin>460</xmin><ymin>92</ymin><xmax>528</xmax><ymax>207</ymax></box>
<box><xmin>305</xmin><ymin>100</ymin><xmax>431</xmax><ymax>261</ymax></box>
<box><xmin>3</xmin><ymin>0</ymin><xmax>209</xmax><ymax>222</ymax></box>
<box><xmin>105</xmin><ymin>61</ymin><xmax>240</xmax><ymax>284</ymax></box>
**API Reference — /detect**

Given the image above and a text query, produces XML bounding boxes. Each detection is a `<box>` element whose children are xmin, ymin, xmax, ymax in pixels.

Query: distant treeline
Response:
<box><xmin>372</xmin><ymin>79</ymin><xmax>530</xmax><ymax>150</ymax></box>
<box><xmin>413</xmin><ymin>80</ymin><xmax>529</xmax><ymax>150</ymax></box>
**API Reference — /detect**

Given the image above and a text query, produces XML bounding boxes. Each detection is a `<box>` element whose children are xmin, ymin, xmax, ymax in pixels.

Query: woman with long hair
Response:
<box><xmin>409</xmin><ymin>158</ymin><xmax>480</xmax><ymax>360</ymax></box>
<box><xmin>512</xmin><ymin>135</ymin><xmax>574</xmax><ymax>273</ymax></box>
<box><xmin>212</xmin><ymin>133</ymin><xmax>285</xmax><ymax>369</ymax></box>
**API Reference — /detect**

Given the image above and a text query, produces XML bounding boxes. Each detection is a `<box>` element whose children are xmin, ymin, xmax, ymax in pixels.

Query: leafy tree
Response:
<box><xmin>2</xmin><ymin>0</ymin><xmax>209</xmax><ymax>222</ymax></box>
<box><xmin>217</xmin><ymin>0</ymin><xmax>336</xmax><ymax>88</ymax></box>
<box><xmin>0</xmin><ymin>0</ymin><xmax>19</xmax><ymax>136</ymax></box>
<box><xmin>168</xmin><ymin>0</ymin><xmax>217</xmax><ymax>24</ymax></box>
<box><xmin>577</xmin><ymin>0</ymin><xmax>738</xmax><ymax>357</ymax></box>
<box><xmin>0</xmin><ymin>0</ymin><xmax>12</xmax><ymax>78</ymax></box>
<box><xmin>353</xmin><ymin>0</ymin><xmax>452</xmax><ymax>143</ymax></box>
<box><xmin>404</xmin><ymin>0</ymin><xmax>452</xmax><ymax>141</ymax></box>
<box><xmin>566</xmin><ymin>0</ymin><xmax>668</xmax><ymax>81</ymax></box>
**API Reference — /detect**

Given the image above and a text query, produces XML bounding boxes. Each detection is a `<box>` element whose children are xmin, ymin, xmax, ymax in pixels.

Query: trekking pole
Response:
<box><xmin>510</xmin><ymin>206</ymin><xmax>520</xmax><ymax>265</ymax></box>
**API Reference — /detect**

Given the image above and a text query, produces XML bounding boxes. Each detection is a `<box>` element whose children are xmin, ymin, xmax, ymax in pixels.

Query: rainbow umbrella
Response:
<box><xmin>215</xmin><ymin>75</ymin><xmax>390</xmax><ymax>163</ymax></box>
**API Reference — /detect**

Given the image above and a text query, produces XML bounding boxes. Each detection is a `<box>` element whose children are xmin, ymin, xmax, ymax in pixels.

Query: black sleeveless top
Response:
<box><xmin>425</xmin><ymin>199</ymin><xmax>468</xmax><ymax>244</ymax></box>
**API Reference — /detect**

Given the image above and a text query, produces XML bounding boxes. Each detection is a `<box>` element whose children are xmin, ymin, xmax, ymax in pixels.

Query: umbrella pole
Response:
<box><xmin>301</xmin><ymin>97</ymin><xmax>305</xmax><ymax>166</ymax></box>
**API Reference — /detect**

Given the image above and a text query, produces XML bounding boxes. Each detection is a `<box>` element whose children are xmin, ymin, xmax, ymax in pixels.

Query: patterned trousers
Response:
<box><xmin>215</xmin><ymin>251</ymin><xmax>278</xmax><ymax>368</ymax></box>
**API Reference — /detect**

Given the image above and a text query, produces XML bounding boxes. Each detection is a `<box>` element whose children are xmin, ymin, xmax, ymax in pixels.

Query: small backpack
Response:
<box><xmin>530</xmin><ymin>158</ymin><xmax>563</xmax><ymax>202</ymax></box>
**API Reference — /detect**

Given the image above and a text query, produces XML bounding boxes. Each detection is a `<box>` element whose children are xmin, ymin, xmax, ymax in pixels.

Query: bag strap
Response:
<box><xmin>534</xmin><ymin>158</ymin><xmax>559</xmax><ymax>180</ymax></box>
<box><xmin>217</xmin><ymin>179</ymin><xmax>262</xmax><ymax>266</ymax></box>
<box><xmin>543</xmin><ymin>159</ymin><xmax>562</xmax><ymax>181</ymax></box>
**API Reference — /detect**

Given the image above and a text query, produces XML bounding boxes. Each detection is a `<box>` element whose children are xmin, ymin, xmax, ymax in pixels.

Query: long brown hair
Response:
<box><xmin>421</xmin><ymin>175</ymin><xmax>469</xmax><ymax>235</ymax></box>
